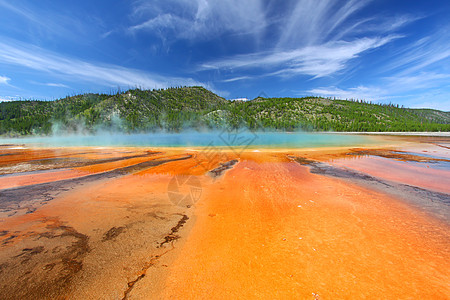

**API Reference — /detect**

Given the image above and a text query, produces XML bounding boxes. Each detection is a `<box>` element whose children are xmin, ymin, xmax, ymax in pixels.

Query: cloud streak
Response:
<box><xmin>0</xmin><ymin>40</ymin><xmax>202</xmax><ymax>90</ymax></box>
<box><xmin>382</xmin><ymin>28</ymin><xmax>450</xmax><ymax>76</ymax></box>
<box><xmin>221</xmin><ymin>76</ymin><xmax>253</xmax><ymax>83</ymax></box>
<box><xmin>45</xmin><ymin>83</ymin><xmax>70</xmax><ymax>88</ymax></box>
<box><xmin>0</xmin><ymin>0</ymin><xmax>87</xmax><ymax>41</ymax></box>
<box><xmin>276</xmin><ymin>0</ymin><xmax>372</xmax><ymax>48</ymax></box>
<box><xmin>201</xmin><ymin>36</ymin><xmax>398</xmax><ymax>78</ymax></box>
<box><xmin>309</xmin><ymin>86</ymin><xmax>386</xmax><ymax>101</ymax></box>
<box><xmin>0</xmin><ymin>75</ymin><xmax>10</xmax><ymax>85</ymax></box>
<box><xmin>310</xmin><ymin>72</ymin><xmax>450</xmax><ymax>98</ymax></box>
<box><xmin>129</xmin><ymin>0</ymin><xmax>267</xmax><ymax>41</ymax></box>
<box><xmin>309</xmin><ymin>71</ymin><xmax>450</xmax><ymax>110</ymax></box>
<box><xmin>192</xmin><ymin>0</ymin><xmax>415</xmax><ymax>80</ymax></box>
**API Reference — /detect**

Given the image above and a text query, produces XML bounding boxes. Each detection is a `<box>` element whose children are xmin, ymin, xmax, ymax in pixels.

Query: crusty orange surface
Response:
<box><xmin>161</xmin><ymin>152</ymin><xmax>449</xmax><ymax>299</ymax></box>
<box><xmin>0</xmin><ymin>141</ymin><xmax>448</xmax><ymax>299</ymax></box>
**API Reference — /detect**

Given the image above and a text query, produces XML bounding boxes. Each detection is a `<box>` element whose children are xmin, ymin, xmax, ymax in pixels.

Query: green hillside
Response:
<box><xmin>227</xmin><ymin>97</ymin><xmax>450</xmax><ymax>131</ymax></box>
<box><xmin>0</xmin><ymin>86</ymin><xmax>449</xmax><ymax>136</ymax></box>
<box><xmin>0</xmin><ymin>87</ymin><xmax>227</xmax><ymax>135</ymax></box>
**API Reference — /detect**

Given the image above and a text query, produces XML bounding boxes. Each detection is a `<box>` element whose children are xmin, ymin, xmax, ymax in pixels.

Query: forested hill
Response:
<box><xmin>1</xmin><ymin>86</ymin><xmax>449</xmax><ymax>136</ymax></box>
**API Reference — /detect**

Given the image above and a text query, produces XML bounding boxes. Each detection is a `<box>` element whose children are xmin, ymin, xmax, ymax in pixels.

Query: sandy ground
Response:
<box><xmin>0</xmin><ymin>136</ymin><xmax>449</xmax><ymax>299</ymax></box>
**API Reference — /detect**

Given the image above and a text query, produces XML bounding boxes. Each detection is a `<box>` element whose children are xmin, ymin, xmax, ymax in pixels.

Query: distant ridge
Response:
<box><xmin>0</xmin><ymin>86</ymin><xmax>449</xmax><ymax>136</ymax></box>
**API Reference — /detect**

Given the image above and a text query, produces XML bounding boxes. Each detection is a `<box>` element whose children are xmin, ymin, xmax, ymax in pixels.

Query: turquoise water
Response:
<box><xmin>0</xmin><ymin>132</ymin><xmax>377</xmax><ymax>148</ymax></box>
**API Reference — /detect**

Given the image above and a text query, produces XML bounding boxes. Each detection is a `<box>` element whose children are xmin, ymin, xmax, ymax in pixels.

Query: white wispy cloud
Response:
<box><xmin>383</xmin><ymin>28</ymin><xmax>450</xmax><ymax>76</ymax></box>
<box><xmin>309</xmin><ymin>86</ymin><xmax>385</xmax><ymax>101</ymax></box>
<box><xmin>27</xmin><ymin>80</ymin><xmax>71</xmax><ymax>89</ymax></box>
<box><xmin>45</xmin><ymin>83</ymin><xmax>70</xmax><ymax>88</ymax></box>
<box><xmin>305</xmin><ymin>18</ymin><xmax>450</xmax><ymax>108</ymax></box>
<box><xmin>385</xmin><ymin>72</ymin><xmax>450</xmax><ymax>91</ymax></box>
<box><xmin>314</xmin><ymin>27</ymin><xmax>450</xmax><ymax>109</ymax></box>
<box><xmin>230</xmin><ymin>97</ymin><xmax>249</xmax><ymax>101</ymax></box>
<box><xmin>190</xmin><ymin>0</ymin><xmax>416</xmax><ymax>80</ymax></box>
<box><xmin>332</xmin><ymin>14</ymin><xmax>421</xmax><ymax>42</ymax></box>
<box><xmin>221</xmin><ymin>76</ymin><xmax>253</xmax><ymax>83</ymax></box>
<box><xmin>129</xmin><ymin>0</ymin><xmax>267</xmax><ymax>41</ymax></box>
<box><xmin>201</xmin><ymin>36</ymin><xmax>398</xmax><ymax>78</ymax></box>
<box><xmin>309</xmin><ymin>72</ymin><xmax>450</xmax><ymax>109</ymax></box>
<box><xmin>309</xmin><ymin>85</ymin><xmax>450</xmax><ymax>110</ymax></box>
<box><xmin>0</xmin><ymin>40</ymin><xmax>204</xmax><ymax>90</ymax></box>
<box><xmin>0</xmin><ymin>75</ymin><xmax>10</xmax><ymax>85</ymax></box>
<box><xmin>310</xmin><ymin>72</ymin><xmax>450</xmax><ymax>98</ymax></box>
<box><xmin>277</xmin><ymin>0</ymin><xmax>372</xmax><ymax>48</ymax></box>
<box><xmin>100</xmin><ymin>30</ymin><xmax>114</xmax><ymax>39</ymax></box>
<box><xmin>365</xmin><ymin>15</ymin><xmax>422</xmax><ymax>33</ymax></box>
<box><xmin>404</xmin><ymin>91</ymin><xmax>450</xmax><ymax>111</ymax></box>
<box><xmin>0</xmin><ymin>0</ymin><xmax>87</xmax><ymax>40</ymax></box>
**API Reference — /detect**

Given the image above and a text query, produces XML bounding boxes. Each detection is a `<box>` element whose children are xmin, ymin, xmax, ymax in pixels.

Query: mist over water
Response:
<box><xmin>0</xmin><ymin>131</ymin><xmax>378</xmax><ymax>148</ymax></box>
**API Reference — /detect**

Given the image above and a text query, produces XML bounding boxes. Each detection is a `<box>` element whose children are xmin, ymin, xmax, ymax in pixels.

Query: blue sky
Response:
<box><xmin>0</xmin><ymin>0</ymin><xmax>449</xmax><ymax>110</ymax></box>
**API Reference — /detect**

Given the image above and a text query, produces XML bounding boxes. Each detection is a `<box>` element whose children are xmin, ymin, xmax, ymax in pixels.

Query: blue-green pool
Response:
<box><xmin>0</xmin><ymin>131</ymin><xmax>379</xmax><ymax>148</ymax></box>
